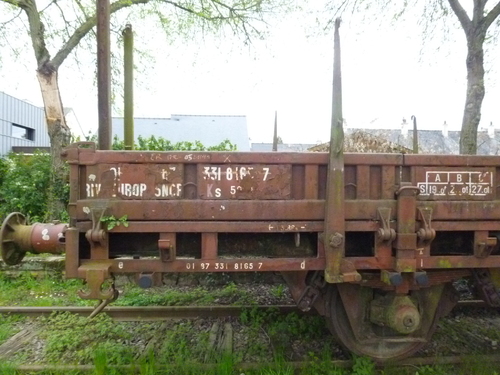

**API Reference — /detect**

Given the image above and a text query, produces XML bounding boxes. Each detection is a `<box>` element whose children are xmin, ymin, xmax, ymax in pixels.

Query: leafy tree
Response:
<box><xmin>0</xmin><ymin>0</ymin><xmax>284</xmax><ymax>219</ymax></box>
<box><xmin>0</xmin><ymin>152</ymin><xmax>58</xmax><ymax>222</ymax></box>
<box><xmin>328</xmin><ymin>0</ymin><xmax>500</xmax><ymax>154</ymax></box>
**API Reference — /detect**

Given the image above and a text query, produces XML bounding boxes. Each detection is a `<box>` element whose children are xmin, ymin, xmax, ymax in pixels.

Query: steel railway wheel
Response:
<box><xmin>325</xmin><ymin>283</ymin><xmax>457</xmax><ymax>362</ymax></box>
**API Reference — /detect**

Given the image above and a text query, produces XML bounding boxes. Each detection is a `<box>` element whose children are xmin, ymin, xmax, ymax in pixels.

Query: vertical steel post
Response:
<box><xmin>272</xmin><ymin>111</ymin><xmax>278</xmax><ymax>151</ymax></box>
<box><xmin>123</xmin><ymin>24</ymin><xmax>134</xmax><ymax>150</ymax></box>
<box><xmin>324</xmin><ymin>19</ymin><xmax>345</xmax><ymax>283</ymax></box>
<box><xmin>411</xmin><ymin>115</ymin><xmax>418</xmax><ymax>154</ymax></box>
<box><xmin>97</xmin><ymin>0</ymin><xmax>111</xmax><ymax>150</ymax></box>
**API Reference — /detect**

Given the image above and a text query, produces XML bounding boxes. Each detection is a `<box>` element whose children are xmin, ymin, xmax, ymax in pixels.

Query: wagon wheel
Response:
<box><xmin>325</xmin><ymin>283</ymin><xmax>457</xmax><ymax>362</ymax></box>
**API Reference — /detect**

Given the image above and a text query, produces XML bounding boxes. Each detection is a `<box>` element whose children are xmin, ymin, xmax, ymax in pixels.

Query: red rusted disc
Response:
<box><xmin>0</xmin><ymin>212</ymin><xmax>27</xmax><ymax>266</ymax></box>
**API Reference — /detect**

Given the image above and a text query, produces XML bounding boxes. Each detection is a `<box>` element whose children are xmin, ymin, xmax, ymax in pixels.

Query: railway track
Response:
<box><xmin>0</xmin><ymin>304</ymin><xmax>301</xmax><ymax>320</ymax></box>
<box><xmin>5</xmin><ymin>354</ymin><xmax>500</xmax><ymax>373</ymax></box>
<box><xmin>0</xmin><ymin>299</ymin><xmax>492</xmax><ymax>320</ymax></box>
<box><xmin>1</xmin><ymin>300</ymin><xmax>500</xmax><ymax>373</ymax></box>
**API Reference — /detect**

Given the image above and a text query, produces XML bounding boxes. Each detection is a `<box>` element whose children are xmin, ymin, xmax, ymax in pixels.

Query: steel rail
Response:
<box><xmin>0</xmin><ymin>305</ymin><xmax>301</xmax><ymax>321</ymax></box>
<box><xmin>0</xmin><ymin>300</ymin><xmax>492</xmax><ymax>320</ymax></box>
<box><xmin>7</xmin><ymin>354</ymin><xmax>500</xmax><ymax>373</ymax></box>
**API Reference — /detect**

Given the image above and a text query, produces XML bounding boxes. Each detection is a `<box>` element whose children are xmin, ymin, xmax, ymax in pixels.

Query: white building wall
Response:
<box><xmin>0</xmin><ymin>92</ymin><xmax>51</xmax><ymax>156</ymax></box>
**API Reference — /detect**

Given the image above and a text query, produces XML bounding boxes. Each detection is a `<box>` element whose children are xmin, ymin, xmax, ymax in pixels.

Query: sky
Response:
<box><xmin>1</xmin><ymin>3</ymin><xmax>499</xmax><ymax>145</ymax></box>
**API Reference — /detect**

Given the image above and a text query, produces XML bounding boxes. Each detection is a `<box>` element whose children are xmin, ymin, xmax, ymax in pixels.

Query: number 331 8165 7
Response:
<box><xmin>185</xmin><ymin>262</ymin><xmax>263</xmax><ymax>270</ymax></box>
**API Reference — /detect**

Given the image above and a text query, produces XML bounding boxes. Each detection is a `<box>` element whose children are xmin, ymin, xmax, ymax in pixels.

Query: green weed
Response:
<box><xmin>412</xmin><ymin>365</ymin><xmax>453</xmax><ymax>375</ymax></box>
<box><xmin>301</xmin><ymin>348</ymin><xmax>347</xmax><ymax>375</ymax></box>
<box><xmin>270</xmin><ymin>284</ymin><xmax>287</xmax><ymax>299</ymax></box>
<box><xmin>100</xmin><ymin>214</ymin><xmax>129</xmax><ymax>231</ymax></box>
<box><xmin>0</xmin><ymin>273</ymin><xmax>90</xmax><ymax>307</ymax></box>
<box><xmin>457</xmin><ymin>356</ymin><xmax>500</xmax><ymax>375</ymax></box>
<box><xmin>116</xmin><ymin>285</ymin><xmax>215</xmax><ymax>306</ymax></box>
<box><xmin>40</xmin><ymin>312</ymin><xmax>135</xmax><ymax>364</ymax></box>
<box><xmin>116</xmin><ymin>282</ymin><xmax>256</xmax><ymax>307</ymax></box>
<box><xmin>0</xmin><ymin>362</ymin><xmax>18</xmax><ymax>375</ymax></box>
<box><xmin>351</xmin><ymin>356</ymin><xmax>376</xmax><ymax>375</ymax></box>
<box><xmin>0</xmin><ymin>315</ymin><xmax>22</xmax><ymax>345</ymax></box>
<box><xmin>155</xmin><ymin>320</ymin><xmax>211</xmax><ymax>366</ymax></box>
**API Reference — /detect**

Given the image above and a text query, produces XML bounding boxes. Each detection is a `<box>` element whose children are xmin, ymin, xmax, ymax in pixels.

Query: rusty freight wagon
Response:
<box><xmin>2</xmin><ymin>20</ymin><xmax>500</xmax><ymax>362</ymax></box>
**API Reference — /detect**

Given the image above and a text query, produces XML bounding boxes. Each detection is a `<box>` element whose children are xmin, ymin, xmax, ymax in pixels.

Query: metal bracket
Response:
<box><xmin>159</xmin><ymin>233</ymin><xmax>176</xmax><ymax>262</ymax></box>
<box><xmin>395</xmin><ymin>185</ymin><xmax>420</xmax><ymax>196</ymax></box>
<box><xmin>77</xmin><ymin>261</ymin><xmax>118</xmax><ymax>301</ymax></box>
<box><xmin>377</xmin><ymin>207</ymin><xmax>396</xmax><ymax>242</ymax></box>
<box><xmin>297</xmin><ymin>271</ymin><xmax>326</xmax><ymax>312</ymax></box>
<box><xmin>84</xmin><ymin>200</ymin><xmax>110</xmax><ymax>260</ymax></box>
<box><xmin>417</xmin><ymin>207</ymin><xmax>436</xmax><ymax>243</ymax></box>
<box><xmin>475</xmin><ymin>236</ymin><xmax>497</xmax><ymax>258</ymax></box>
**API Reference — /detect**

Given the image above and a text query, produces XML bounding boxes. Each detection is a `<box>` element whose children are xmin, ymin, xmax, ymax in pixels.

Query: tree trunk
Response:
<box><xmin>36</xmin><ymin>69</ymin><xmax>72</xmax><ymax>221</ymax></box>
<box><xmin>459</xmin><ymin>33</ymin><xmax>486</xmax><ymax>154</ymax></box>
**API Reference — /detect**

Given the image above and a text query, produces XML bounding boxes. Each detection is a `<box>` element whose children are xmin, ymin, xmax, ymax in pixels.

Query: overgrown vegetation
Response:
<box><xmin>0</xmin><ymin>273</ymin><xmax>260</xmax><ymax>307</ymax></box>
<box><xmin>2</xmin><ymin>283</ymin><xmax>500</xmax><ymax>374</ymax></box>
<box><xmin>112</xmin><ymin>135</ymin><xmax>237</xmax><ymax>152</ymax></box>
<box><xmin>0</xmin><ymin>315</ymin><xmax>22</xmax><ymax>346</ymax></box>
<box><xmin>0</xmin><ymin>152</ymin><xmax>62</xmax><ymax>222</ymax></box>
<box><xmin>41</xmin><ymin>312</ymin><xmax>136</xmax><ymax>364</ymax></box>
<box><xmin>116</xmin><ymin>281</ymin><xmax>256</xmax><ymax>306</ymax></box>
<box><xmin>0</xmin><ymin>272</ymin><xmax>92</xmax><ymax>307</ymax></box>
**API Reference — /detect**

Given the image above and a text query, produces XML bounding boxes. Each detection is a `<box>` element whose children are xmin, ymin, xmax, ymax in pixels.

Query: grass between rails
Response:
<box><xmin>0</xmin><ymin>273</ymin><xmax>92</xmax><ymax>307</ymax></box>
<box><xmin>0</xmin><ymin>272</ymin><xmax>287</xmax><ymax>307</ymax></box>
<box><xmin>0</xmin><ymin>311</ymin><xmax>500</xmax><ymax>374</ymax></box>
<box><xmin>1</xmin><ymin>273</ymin><xmax>500</xmax><ymax>374</ymax></box>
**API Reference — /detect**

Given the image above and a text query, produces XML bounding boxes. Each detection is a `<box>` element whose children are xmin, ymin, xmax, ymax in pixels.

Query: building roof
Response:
<box><xmin>251</xmin><ymin>143</ymin><xmax>317</xmax><ymax>152</ymax></box>
<box><xmin>112</xmin><ymin>114</ymin><xmax>250</xmax><ymax>151</ymax></box>
<box><xmin>309</xmin><ymin>130</ymin><xmax>412</xmax><ymax>153</ymax></box>
<box><xmin>345</xmin><ymin>127</ymin><xmax>499</xmax><ymax>155</ymax></box>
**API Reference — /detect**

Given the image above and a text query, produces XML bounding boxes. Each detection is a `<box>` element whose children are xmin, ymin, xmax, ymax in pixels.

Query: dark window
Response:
<box><xmin>12</xmin><ymin>124</ymin><xmax>35</xmax><ymax>141</ymax></box>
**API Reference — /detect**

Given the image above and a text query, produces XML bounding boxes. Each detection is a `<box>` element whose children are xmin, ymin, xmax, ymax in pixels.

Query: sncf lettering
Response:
<box><xmin>155</xmin><ymin>184</ymin><xmax>183</xmax><ymax>197</ymax></box>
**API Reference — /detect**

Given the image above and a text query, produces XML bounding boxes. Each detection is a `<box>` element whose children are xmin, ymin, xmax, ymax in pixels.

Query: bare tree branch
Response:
<box><xmin>53</xmin><ymin>1</ymin><xmax>73</xmax><ymax>40</ymax></box>
<box><xmin>473</xmin><ymin>0</ymin><xmax>486</xmax><ymax>23</ymax></box>
<box><xmin>51</xmin><ymin>0</ymin><xmax>149</xmax><ymax>69</ymax></box>
<box><xmin>447</xmin><ymin>0</ymin><xmax>471</xmax><ymax>32</ymax></box>
<box><xmin>0</xmin><ymin>8</ymin><xmax>22</xmax><ymax>25</ymax></box>
<box><xmin>14</xmin><ymin>0</ymin><xmax>52</xmax><ymax>70</ymax></box>
<box><xmin>484</xmin><ymin>1</ymin><xmax>500</xmax><ymax>29</ymax></box>
<box><xmin>4</xmin><ymin>0</ymin><xmax>270</xmax><ymax>71</ymax></box>
<box><xmin>38</xmin><ymin>0</ymin><xmax>57</xmax><ymax>14</ymax></box>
